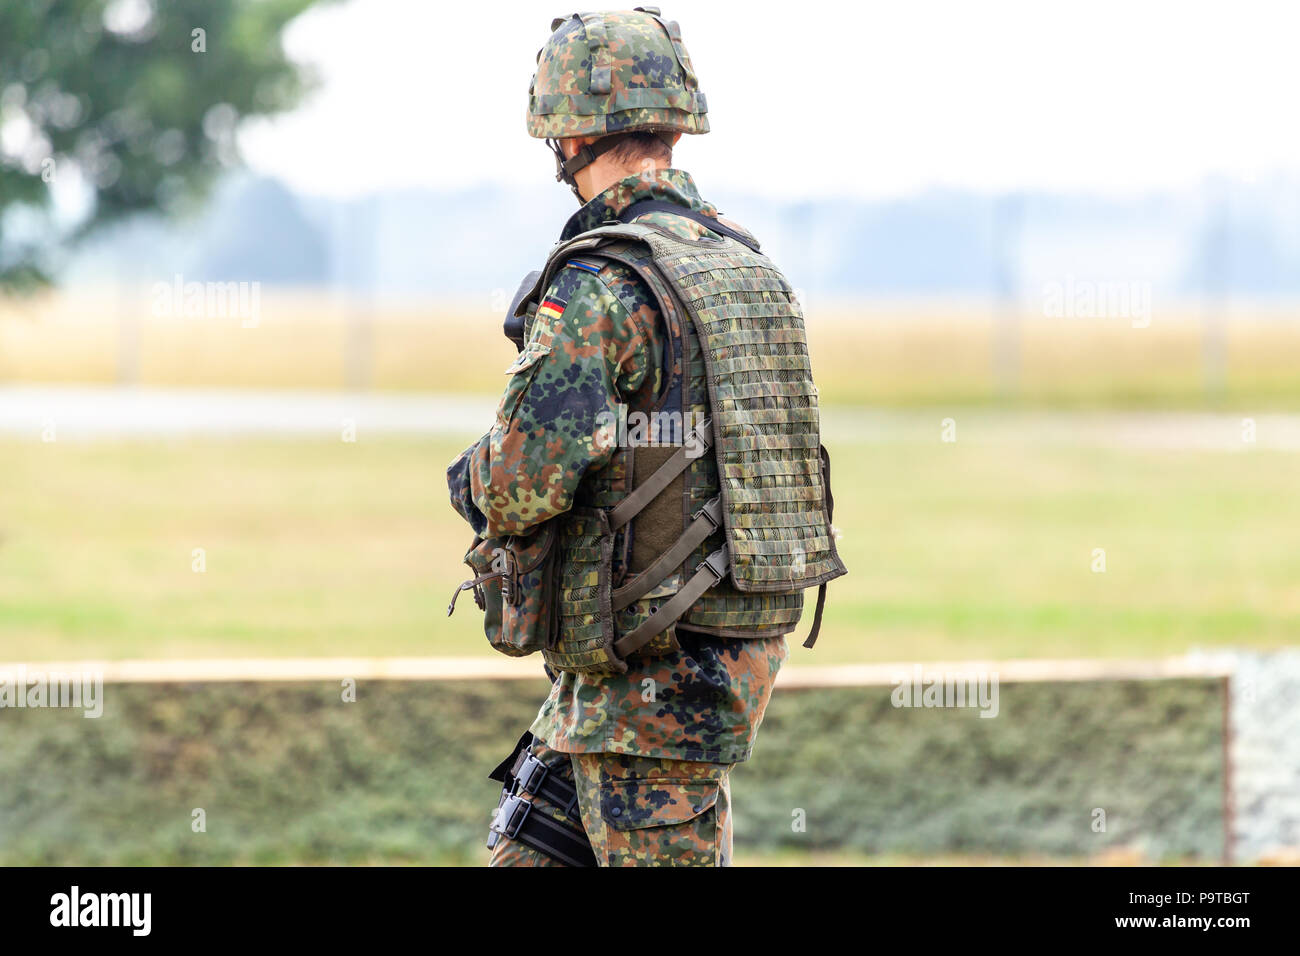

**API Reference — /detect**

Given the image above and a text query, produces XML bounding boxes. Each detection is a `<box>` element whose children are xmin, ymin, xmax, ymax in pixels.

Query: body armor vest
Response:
<box><xmin>509</xmin><ymin>210</ymin><xmax>846</xmax><ymax>673</ymax></box>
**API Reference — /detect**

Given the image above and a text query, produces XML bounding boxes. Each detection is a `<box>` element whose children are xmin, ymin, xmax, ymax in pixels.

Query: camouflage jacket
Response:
<box><xmin>447</xmin><ymin>169</ymin><xmax>786</xmax><ymax>764</ymax></box>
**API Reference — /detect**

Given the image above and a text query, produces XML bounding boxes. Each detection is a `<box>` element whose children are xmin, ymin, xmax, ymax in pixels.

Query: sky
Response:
<box><xmin>239</xmin><ymin>0</ymin><xmax>1300</xmax><ymax>201</ymax></box>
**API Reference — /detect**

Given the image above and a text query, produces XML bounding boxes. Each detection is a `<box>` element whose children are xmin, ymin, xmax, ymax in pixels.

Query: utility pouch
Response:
<box><xmin>448</xmin><ymin>522</ymin><xmax>560</xmax><ymax>657</ymax></box>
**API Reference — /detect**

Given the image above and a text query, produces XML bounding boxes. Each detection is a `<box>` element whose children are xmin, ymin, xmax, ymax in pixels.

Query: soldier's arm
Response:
<box><xmin>446</xmin><ymin>436</ymin><xmax>491</xmax><ymax>537</ymax></box>
<box><xmin>464</xmin><ymin>264</ymin><xmax>654</xmax><ymax>538</ymax></box>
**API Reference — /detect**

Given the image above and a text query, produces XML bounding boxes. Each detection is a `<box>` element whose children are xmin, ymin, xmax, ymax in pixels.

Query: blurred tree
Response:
<box><xmin>0</xmin><ymin>0</ymin><xmax>328</xmax><ymax>291</ymax></box>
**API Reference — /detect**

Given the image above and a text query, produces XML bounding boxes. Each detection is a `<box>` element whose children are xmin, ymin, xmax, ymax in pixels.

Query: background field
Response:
<box><xmin>2</xmin><ymin>300</ymin><xmax>1294</xmax><ymax>866</ymax></box>
<box><xmin>2</xmin><ymin>427</ymin><xmax>1297</xmax><ymax>663</ymax></box>
<box><xmin>2</xmin><ymin>294</ymin><xmax>1299</xmax><ymax>408</ymax></box>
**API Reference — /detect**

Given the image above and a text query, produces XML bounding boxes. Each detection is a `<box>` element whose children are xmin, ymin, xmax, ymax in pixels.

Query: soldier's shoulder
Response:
<box><xmin>713</xmin><ymin>214</ymin><xmax>759</xmax><ymax>245</ymax></box>
<box><xmin>562</xmin><ymin>254</ymin><xmax>641</xmax><ymax>285</ymax></box>
<box><xmin>535</xmin><ymin>258</ymin><xmax>612</xmax><ymax>317</ymax></box>
<box><xmin>541</xmin><ymin>255</ymin><xmax>654</xmax><ymax>321</ymax></box>
<box><xmin>628</xmin><ymin>207</ymin><xmax>760</xmax><ymax>248</ymax></box>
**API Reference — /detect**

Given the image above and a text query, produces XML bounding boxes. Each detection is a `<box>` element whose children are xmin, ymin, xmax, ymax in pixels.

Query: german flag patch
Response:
<box><xmin>536</xmin><ymin>298</ymin><xmax>566</xmax><ymax>323</ymax></box>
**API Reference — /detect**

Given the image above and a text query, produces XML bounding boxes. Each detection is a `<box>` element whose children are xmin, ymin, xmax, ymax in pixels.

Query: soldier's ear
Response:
<box><xmin>557</xmin><ymin>137</ymin><xmax>597</xmax><ymax>160</ymax></box>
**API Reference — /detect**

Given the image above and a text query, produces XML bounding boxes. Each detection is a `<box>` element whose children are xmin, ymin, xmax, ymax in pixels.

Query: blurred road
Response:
<box><xmin>2</xmin><ymin>384</ymin><xmax>1299</xmax><ymax>449</ymax></box>
<box><xmin>0</xmin><ymin>385</ymin><xmax>496</xmax><ymax>439</ymax></box>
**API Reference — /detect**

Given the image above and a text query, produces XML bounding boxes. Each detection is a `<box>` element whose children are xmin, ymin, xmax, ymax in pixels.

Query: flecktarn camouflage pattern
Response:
<box><xmin>573</xmin><ymin>749</ymin><xmax>731</xmax><ymax>866</ymax></box>
<box><xmin>489</xmin><ymin>736</ymin><xmax>732</xmax><ymax>867</ymax></box>
<box><xmin>527</xmin><ymin>8</ymin><xmax>709</xmax><ymax>139</ymax></box>
<box><xmin>537</xmin><ymin>220</ymin><xmax>848</xmax><ymax>599</ymax></box>
<box><xmin>447</xmin><ymin>168</ymin><xmax>796</xmax><ymax>766</ymax></box>
<box><xmin>449</xmin><ymin>161</ymin><xmax>828</xmax><ymax>865</ymax></box>
<box><xmin>441</xmin><ymin>3</ymin><xmax>829</xmax><ymax>869</ymax></box>
<box><xmin>499</xmin><ymin>216</ymin><xmax>844</xmax><ymax>677</ymax></box>
<box><xmin>450</xmin><ymin>526</ymin><xmax>559</xmax><ymax>657</ymax></box>
<box><xmin>645</xmin><ymin>229</ymin><xmax>847</xmax><ymax>593</ymax></box>
<box><xmin>534</xmin><ymin>632</ymin><xmax>786</xmax><ymax>764</ymax></box>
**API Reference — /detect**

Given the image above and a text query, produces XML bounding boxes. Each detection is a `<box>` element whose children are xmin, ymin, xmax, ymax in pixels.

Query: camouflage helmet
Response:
<box><xmin>528</xmin><ymin>7</ymin><xmax>708</xmax><ymax>199</ymax></box>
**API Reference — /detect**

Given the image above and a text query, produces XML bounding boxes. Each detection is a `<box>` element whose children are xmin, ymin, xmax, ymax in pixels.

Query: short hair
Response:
<box><xmin>604</xmin><ymin>131</ymin><xmax>673</xmax><ymax>166</ymax></box>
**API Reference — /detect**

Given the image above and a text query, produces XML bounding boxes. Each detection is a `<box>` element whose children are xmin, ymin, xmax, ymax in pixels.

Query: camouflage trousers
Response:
<box><xmin>489</xmin><ymin>736</ymin><xmax>733</xmax><ymax>867</ymax></box>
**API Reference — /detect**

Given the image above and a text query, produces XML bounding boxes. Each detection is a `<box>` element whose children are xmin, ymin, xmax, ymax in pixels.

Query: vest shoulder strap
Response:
<box><xmin>617</xmin><ymin>200</ymin><xmax>761</xmax><ymax>252</ymax></box>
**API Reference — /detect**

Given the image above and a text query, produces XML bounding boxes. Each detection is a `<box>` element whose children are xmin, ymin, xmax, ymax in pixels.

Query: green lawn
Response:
<box><xmin>1</xmin><ymin>415</ymin><xmax>1296</xmax><ymax>662</ymax></box>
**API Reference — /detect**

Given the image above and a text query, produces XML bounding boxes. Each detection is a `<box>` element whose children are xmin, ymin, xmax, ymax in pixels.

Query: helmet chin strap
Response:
<box><xmin>549</xmin><ymin>132</ymin><xmax>676</xmax><ymax>204</ymax></box>
<box><xmin>549</xmin><ymin>136</ymin><xmax>616</xmax><ymax>203</ymax></box>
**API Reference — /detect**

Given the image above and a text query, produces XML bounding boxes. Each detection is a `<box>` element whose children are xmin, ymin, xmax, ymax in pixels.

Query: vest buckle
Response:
<box><xmin>492</xmin><ymin>792</ymin><xmax>533</xmax><ymax>841</ymax></box>
<box><xmin>691</xmin><ymin>495</ymin><xmax>724</xmax><ymax>531</ymax></box>
<box><xmin>514</xmin><ymin>754</ymin><xmax>550</xmax><ymax>796</ymax></box>
<box><xmin>695</xmin><ymin>547</ymin><xmax>730</xmax><ymax>584</ymax></box>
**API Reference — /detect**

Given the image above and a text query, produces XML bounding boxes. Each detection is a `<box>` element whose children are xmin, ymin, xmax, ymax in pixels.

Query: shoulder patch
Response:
<box><xmin>566</xmin><ymin>258</ymin><xmax>604</xmax><ymax>275</ymax></box>
<box><xmin>536</xmin><ymin>294</ymin><xmax>567</xmax><ymax>323</ymax></box>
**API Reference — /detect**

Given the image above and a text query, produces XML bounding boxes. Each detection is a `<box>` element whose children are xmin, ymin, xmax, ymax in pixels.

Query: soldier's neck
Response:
<box><xmin>577</xmin><ymin>158</ymin><xmax>673</xmax><ymax>204</ymax></box>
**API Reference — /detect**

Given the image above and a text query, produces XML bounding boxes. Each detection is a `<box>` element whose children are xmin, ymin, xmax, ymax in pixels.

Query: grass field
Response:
<box><xmin>2</xmin><ymin>422</ymin><xmax>1296</xmax><ymax>662</ymax></box>
<box><xmin>3</xmin><ymin>294</ymin><xmax>1300</xmax><ymax>408</ymax></box>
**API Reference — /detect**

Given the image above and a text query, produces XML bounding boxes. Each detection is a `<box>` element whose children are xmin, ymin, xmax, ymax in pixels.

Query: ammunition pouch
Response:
<box><xmin>544</xmin><ymin>506</ymin><xmax>623</xmax><ymax>675</ymax></box>
<box><xmin>448</xmin><ymin>523</ymin><xmax>559</xmax><ymax>657</ymax></box>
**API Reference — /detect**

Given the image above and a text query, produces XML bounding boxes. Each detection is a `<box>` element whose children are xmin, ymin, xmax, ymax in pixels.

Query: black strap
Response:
<box><xmin>489</xmin><ymin>791</ymin><xmax>596</xmax><ymax>867</ymax></box>
<box><xmin>508</xmin><ymin>748</ymin><xmax>583</xmax><ymax>823</ymax></box>
<box><xmin>618</xmin><ymin>200</ymin><xmax>761</xmax><ymax>252</ymax></box>
<box><xmin>490</xmin><ymin>732</ymin><xmax>580</xmax><ymax>820</ymax></box>
<box><xmin>802</xmin><ymin>445</ymin><xmax>838</xmax><ymax>648</ymax></box>
<box><xmin>446</xmin><ymin>569</ymin><xmax>503</xmax><ymax>616</ymax></box>
<box><xmin>550</xmin><ymin>138</ymin><xmax>615</xmax><ymax>202</ymax></box>
<box><xmin>802</xmin><ymin>582</ymin><xmax>828</xmax><ymax>649</ymax></box>
<box><xmin>488</xmin><ymin>731</ymin><xmax>535</xmax><ymax>785</ymax></box>
<box><xmin>487</xmin><ymin>733</ymin><xmax>596</xmax><ymax>867</ymax></box>
<box><xmin>556</xmin><ymin>136</ymin><xmax>622</xmax><ymax>181</ymax></box>
<box><xmin>551</xmin><ymin>133</ymin><xmax>679</xmax><ymax>202</ymax></box>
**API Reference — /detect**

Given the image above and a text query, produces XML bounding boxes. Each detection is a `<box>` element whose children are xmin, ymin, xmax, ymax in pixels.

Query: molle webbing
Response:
<box><xmin>535</xmin><ymin>220</ymin><xmax>845</xmax><ymax>662</ymax></box>
<box><xmin>677</xmin><ymin>292</ymin><xmax>804</xmax><ymax>634</ymax></box>
<box><xmin>604</xmin><ymin>419</ymin><xmax>722</xmax><ymax>659</ymax></box>
<box><xmin>547</xmin><ymin>223</ymin><xmax>847</xmax><ymax>595</ymax></box>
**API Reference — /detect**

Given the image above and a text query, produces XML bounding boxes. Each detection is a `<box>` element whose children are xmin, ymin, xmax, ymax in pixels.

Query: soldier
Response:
<box><xmin>447</xmin><ymin>7</ymin><xmax>844</xmax><ymax>867</ymax></box>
